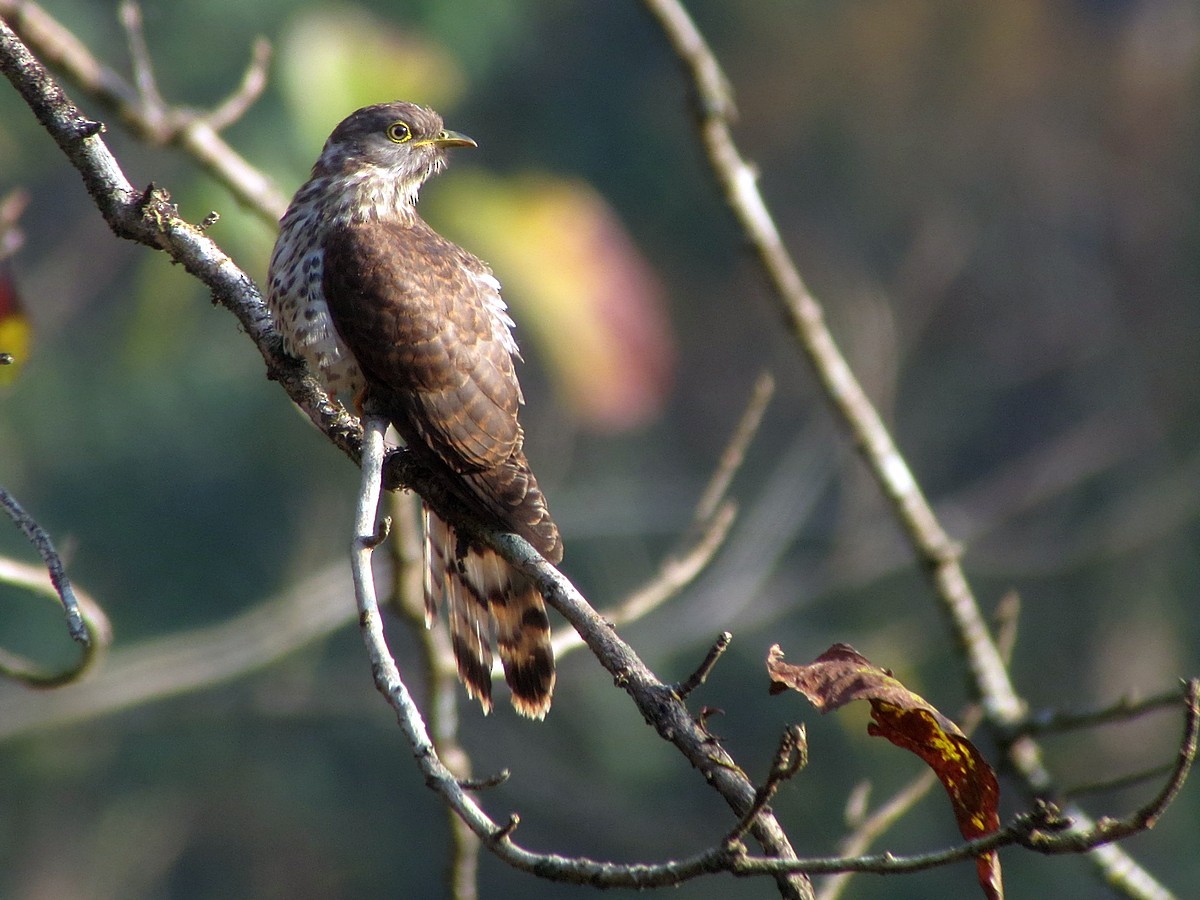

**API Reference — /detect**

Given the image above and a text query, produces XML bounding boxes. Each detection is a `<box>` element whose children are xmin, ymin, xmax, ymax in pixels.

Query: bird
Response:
<box><xmin>267</xmin><ymin>102</ymin><xmax>561</xmax><ymax>718</ymax></box>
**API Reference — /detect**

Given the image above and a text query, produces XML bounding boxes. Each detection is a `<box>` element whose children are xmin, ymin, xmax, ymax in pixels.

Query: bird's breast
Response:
<box><xmin>267</xmin><ymin>209</ymin><xmax>364</xmax><ymax>402</ymax></box>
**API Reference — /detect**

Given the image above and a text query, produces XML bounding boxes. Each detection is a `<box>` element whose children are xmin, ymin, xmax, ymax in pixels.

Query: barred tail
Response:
<box><xmin>423</xmin><ymin>506</ymin><xmax>555</xmax><ymax>718</ymax></box>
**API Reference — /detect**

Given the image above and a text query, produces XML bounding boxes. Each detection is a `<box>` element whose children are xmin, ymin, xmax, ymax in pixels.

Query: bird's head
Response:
<box><xmin>312</xmin><ymin>101</ymin><xmax>476</xmax><ymax>213</ymax></box>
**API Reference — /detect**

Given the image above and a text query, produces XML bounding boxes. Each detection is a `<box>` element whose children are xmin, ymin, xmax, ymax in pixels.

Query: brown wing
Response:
<box><xmin>321</xmin><ymin>219</ymin><xmax>521</xmax><ymax>472</ymax></box>
<box><xmin>322</xmin><ymin>218</ymin><xmax>562</xmax><ymax>562</ymax></box>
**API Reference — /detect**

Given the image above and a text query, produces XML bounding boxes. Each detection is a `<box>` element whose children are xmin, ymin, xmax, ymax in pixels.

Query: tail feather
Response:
<box><xmin>494</xmin><ymin>586</ymin><xmax>554</xmax><ymax>718</ymax></box>
<box><xmin>423</xmin><ymin>505</ymin><xmax>555</xmax><ymax>717</ymax></box>
<box><xmin>424</xmin><ymin>508</ymin><xmax>495</xmax><ymax>712</ymax></box>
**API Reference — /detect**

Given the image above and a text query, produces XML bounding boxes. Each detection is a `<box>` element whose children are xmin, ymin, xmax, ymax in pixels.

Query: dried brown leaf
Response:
<box><xmin>768</xmin><ymin>643</ymin><xmax>1003</xmax><ymax>899</ymax></box>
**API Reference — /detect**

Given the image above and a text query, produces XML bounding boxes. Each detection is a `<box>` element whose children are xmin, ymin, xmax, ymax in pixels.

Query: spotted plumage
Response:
<box><xmin>267</xmin><ymin>102</ymin><xmax>560</xmax><ymax>717</ymax></box>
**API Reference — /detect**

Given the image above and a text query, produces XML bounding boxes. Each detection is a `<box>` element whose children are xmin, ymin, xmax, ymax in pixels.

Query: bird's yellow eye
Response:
<box><xmin>387</xmin><ymin>121</ymin><xmax>412</xmax><ymax>143</ymax></box>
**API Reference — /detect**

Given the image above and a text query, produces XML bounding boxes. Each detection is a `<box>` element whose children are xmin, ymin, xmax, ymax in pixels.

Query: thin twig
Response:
<box><xmin>675</xmin><ymin>631</ymin><xmax>732</xmax><ymax>700</ymax></box>
<box><xmin>548</xmin><ymin>370</ymin><xmax>771</xmax><ymax>663</ymax></box>
<box><xmin>0</xmin><ymin>555</ymin><xmax>109</xmax><ymax>687</ymax></box>
<box><xmin>1018</xmin><ymin>682</ymin><xmax>1198</xmax><ymax>855</ymax></box>
<box><xmin>1023</xmin><ymin>688</ymin><xmax>1186</xmax><ymax>736</ymax></box>
<box><xmin>549</xmin><ymin>500</ymin><xmax>735</xmax><ymax>663</ymax></box>
<box><xmin>203</xmin><ymin>36</ymin><xmax>271</xmax><ymax>133</ymax></box>
<box><xmin>1062</xmin><ymin>763</ymin><xmax>1180</xmax><ymax>802</ymax></box>
<box><xmin>726</xmin><ymin>724</ymin><xmax>807</xmax><ymax>845</ymax></box>
<box><xmin>492</xmin><ymin>814</ymin><xmax>521</xmax><ymax>842</ymax></box>
<box><xmin>992</xmin><ymin>589</ymin><xmax>1021</xmax><ymax>665</ymax></box>
<box><xmin>816</xmin><ymin>772</ymin><xmax>938</xmax><ymax>900</ymax></box>
<box><xmin>118</xmin><ymin>0</ymin><xmax>165</xmax><ymax>119</ymax></box>
<box><xmin>0</xmin><ymin>484</ymin><xmax>89</xmax><ymax>645</ymax></box>
<box><xmin>693</xmin><ymin>370</ymin><xmax>774</xmax><ymax>526</ymax></box>
<box><xmin>458</xmin><ymin>770</ymin><xmax>510</xmax><ymax>792</ymax></box>
<box><xmin>348</xmin><ymin>414</ymin><xmax>791</xmax><ymax>889</ymax></box>
<box><xmin>1139</xmin><ymin>679</ymin><xmax>1198</xmax><ymax>830</ymax></box>
<box><xmin>485</xmin><ymin>529</ymin><xmax>812</xmax><ymax>898</ymax></box>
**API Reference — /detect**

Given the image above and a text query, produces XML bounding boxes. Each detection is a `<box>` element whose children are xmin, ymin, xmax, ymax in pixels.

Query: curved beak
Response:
<box><xmin>428</xmin><ymin>129</ymin><xmax>477</xmax><ymax>149</ymax></box>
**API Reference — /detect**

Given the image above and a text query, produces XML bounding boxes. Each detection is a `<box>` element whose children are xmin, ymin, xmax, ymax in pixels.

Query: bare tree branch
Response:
<box><xmin>637</xmin><ymin>0</ymin><xmax>1019</xmax><ymax>729</ymax></box>
<box><xmin>1031</xmin><ymin>679</ymin><xmax>1198</xmax><ymax>850</ymax></box>
<box><xmin>636</xmin><ymin>1</ymin><xmax>1192</xmax><ymax>897</ymax></box>
<box><xmin>352</xmin><ymin>408</ymin><xmax>813</xmax><ymax>897</ymax></box>
<box><xmin>385</xmin><ymin>489</ymin><xmax>483</xmax><ymax>900</ymax></box>
<box><xmin>355</xmin><ymin>417</ymin><xmax>1200</xmax><ymax>890</ymax></box>
<box><xmin>483</xmin><ymin>529</ymin><xmax>812</xmax><ymax>897</ymax></box>
<box><xmin>0</xmin><ymin>0</ymin><xmax>288</xmax><ymax>223</ymax></box>
<box><xmin>0</xmin><ymin>560</ymin><xmax>353</xmax><ymax>740</ymax></box>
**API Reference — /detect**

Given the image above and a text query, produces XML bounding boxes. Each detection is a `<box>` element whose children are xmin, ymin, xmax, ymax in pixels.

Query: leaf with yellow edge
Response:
<box><xmin>767</xmin><ymin>643</ymin><xmax>1003</xmax><ymax>900</ymax></box>
<box><xmin>432</xmin><ymin>170</ymin><xmax>674</xmax><ymax>430</ymax></box>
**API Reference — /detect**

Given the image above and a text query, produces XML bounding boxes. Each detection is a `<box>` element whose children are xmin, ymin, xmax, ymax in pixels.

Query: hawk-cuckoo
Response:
<box><xmin>267</xmin><ymin>102</ymin><xmax>561</xmax><ymax>718</ymax></box>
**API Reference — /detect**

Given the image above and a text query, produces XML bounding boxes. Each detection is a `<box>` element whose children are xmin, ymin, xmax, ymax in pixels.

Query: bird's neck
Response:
<box><xmin>296</xmin><ymin>164</ymin><xmax>433</xmax><ymax>226</ymax></box>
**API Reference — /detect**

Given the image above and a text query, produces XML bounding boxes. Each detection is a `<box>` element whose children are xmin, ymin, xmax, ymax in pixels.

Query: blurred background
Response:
<box><xmin>1</xmin><ymin>1</ymin><xmax>1198</xmax><ymax>897</ymax></box>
